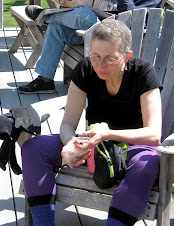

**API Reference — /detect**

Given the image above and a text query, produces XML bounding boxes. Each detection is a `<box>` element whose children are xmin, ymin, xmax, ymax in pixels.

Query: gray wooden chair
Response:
<box><xmin>18</xmin><ymin>8</ymin><xmax>174</xmax><ymax>226</ymax></box>
<box><xmin>161</xmin><ymin>0</ymin><xmax>174</xmax><ymax>9</ymax></box>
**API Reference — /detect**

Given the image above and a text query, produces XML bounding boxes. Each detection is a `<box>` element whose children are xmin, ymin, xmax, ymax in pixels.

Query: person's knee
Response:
<box><xmin>47</xmin><ymin>23</ymin><xmax>62</xmax><ymax>36</ymax></box>
<box><xmin>22</xmin><ymin>134</ymin><xmax>63</xmax><ymax>168</ymax></box>
<box><xmin>131</xmin><ymin>153</ymin><xmax>160</xmax><ymax>180</ymax></box>
<box><xmin>21</xmin><ymin>136</ymin><xmax>39</xmax><ymax>161</ymax></box>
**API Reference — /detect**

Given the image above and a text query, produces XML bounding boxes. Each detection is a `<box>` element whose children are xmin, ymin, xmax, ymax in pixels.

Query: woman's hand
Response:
<box><xmin>75</xmin><ymin>122</ymin><xmax>110</xmax><ymax>151</ymax></box>
<box><xmin>66</xmin><ymin>150</ymin><xmax>91</xmax><ymax>168</ymax></box>
<box><xmin>61</xmin><ymin>123</ymin><xmax>109</xmax><ymax>168</ymax></box>
<box><xmin>61</xmin><ymin>138</ymin><xmax>91</xmax><ymax>168</ymax></box>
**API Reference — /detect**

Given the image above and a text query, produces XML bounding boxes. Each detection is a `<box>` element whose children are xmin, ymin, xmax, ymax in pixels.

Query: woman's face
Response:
<box><xmin>90</xmin><ymin>38</ymin><xmax>126</xmax><ymax>81</ymax></box>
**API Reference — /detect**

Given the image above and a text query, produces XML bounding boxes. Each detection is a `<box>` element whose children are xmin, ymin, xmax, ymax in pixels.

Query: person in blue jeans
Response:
<box><xmin>18</xmin><ymin>6</ymin><xmax>100</xmax><ymax>94</ymax></box>
<box><xmin>117</xmin><ymin>0</ymin><xmax>162</xmax><ymax>12</ymax></box>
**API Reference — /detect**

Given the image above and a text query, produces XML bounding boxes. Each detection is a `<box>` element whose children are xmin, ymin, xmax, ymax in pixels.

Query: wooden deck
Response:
<box><xmin>0</xmin><ymin>27</ymin><xmax>174</xmax><ymax>226</ymax></box>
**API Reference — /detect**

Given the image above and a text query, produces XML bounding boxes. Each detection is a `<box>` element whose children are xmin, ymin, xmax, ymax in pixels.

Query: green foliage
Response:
<box><xmin>3</xmin><ymin>0</ymin><xmax>50</xmax><ymax>27</ymax></box>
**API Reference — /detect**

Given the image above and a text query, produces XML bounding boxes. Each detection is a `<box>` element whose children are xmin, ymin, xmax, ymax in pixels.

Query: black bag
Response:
<box><xmin>93</xmin><ymin>140</ymin><xmax>128</xmax><ymax>189</ymax></box>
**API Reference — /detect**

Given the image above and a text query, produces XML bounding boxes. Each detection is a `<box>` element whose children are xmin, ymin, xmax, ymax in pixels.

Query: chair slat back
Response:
<box><xmin>160</xmin><ymin>39</ymin><xmax>174</xmax><ymax>140</ymax></box>
<box><xmin>130</xmin><ymin>8</ymin><xmax>147</xmax><ymax>57</ymax></box>
<box><xmin>116</xmin><ymin>10</ymin><xmax>132</xmax><ymax>28</ymax></box>
<box><xmin>154</xmin><ymin>9</ymin><xmax>174</xmax><ymax>82</ymax></box>
<box><xmin>116</xmin><ymin>8</ymin><xmax>174</xmax><ymax>141</ymax></box>
<box><xmin>141</xmin><ymin>8</ymin><xmax>163</xmax><ymax>64</ymax></box>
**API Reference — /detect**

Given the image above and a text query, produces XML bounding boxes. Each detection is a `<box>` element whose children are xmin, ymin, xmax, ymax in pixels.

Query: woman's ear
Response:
<box><xmin>125</xmin><ymin>51</ymin><xmax>133</xmax><ymax>62</ymax></box>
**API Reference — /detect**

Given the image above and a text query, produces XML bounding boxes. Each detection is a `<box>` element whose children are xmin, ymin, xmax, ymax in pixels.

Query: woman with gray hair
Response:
<box><xmin>21</xmin><ymin>19</ymin><xmax>162</xmax><ymax>225</ymax></box>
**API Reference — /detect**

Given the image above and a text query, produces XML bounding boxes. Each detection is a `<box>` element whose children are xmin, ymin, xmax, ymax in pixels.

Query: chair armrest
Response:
<box><xmin>75</xmin><ymin>30</ymin><xmax>87</xmax><ymax>36</ymax></box>
<box><xmin>157</xmin><ymin>133</ymin><xmax>174</xmax><ymax>188</ymax></box>
<box><xmin>166</xmin><ymin>0</ymin><xmax>174</xmax><ymax>8</ymax></box>
<box><xmin>41</xmin><ymin>113</ymin><xmax>50</xmax><ymax>123</ymax></box>
<box><xmin>157</xmin><ymin>133</ymin><xmax>174</xmax><ymax>155</ymax></box>
<box><xmin>17</xmin><ymin>96</ymin><xmax>67</xmax><ymax>147</ymax></box>
<box><xmin>157</xmin><ymin>133</ymin><xmax>174</xmax><ymax>223</ymax></box>
<box><xmin>10</xmin><ymin>6</ymin><xmax>37</xmax><ymax>25</ymax></box>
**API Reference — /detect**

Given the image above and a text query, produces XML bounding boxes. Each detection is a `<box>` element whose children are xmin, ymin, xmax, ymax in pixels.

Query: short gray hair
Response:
<box><xmin>91</xmin><ymin>19</ymin><xmax>132</xmax><ymax>55</ymax></box>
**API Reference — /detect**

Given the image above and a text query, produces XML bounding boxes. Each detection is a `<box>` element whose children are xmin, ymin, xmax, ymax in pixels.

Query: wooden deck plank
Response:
<box><xmin>55</xmin><ymin>203</ymin><xmax>81</xmax><ymax>226</ymax></box>
<box><xmin>4</xmin><ymin>27</ymin><xmax>41</xmax><ymax>107</ymax></box>
<box><xmin>0</xmin><ymin>164</ymin><xmax>18</xmax><ymax>225</ymax></box>
<box><xmin>10</xmin><ymin>143</ymin><xmax>25</xmax><ymax>226</ymax></box>
<box><xmin>0</xmin><ymin>29</ymin><xmax>21</xmax><ymax>113</ymax></box>
<box><xmin>77</xmin><ymin>206</ymin><xmax>107</xmax><ymax>225</ymax></box>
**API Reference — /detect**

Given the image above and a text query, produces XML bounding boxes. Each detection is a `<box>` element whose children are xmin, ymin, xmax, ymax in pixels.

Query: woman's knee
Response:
<box><xmin>21</xmin><ymin>136</ymin><xmax>38</xmax><ymax>160</ymax></box>
<box><xmin>127</xmin><ymin>151</ymin><xmax>160</xmax><ymax>180</ymax></box>
<box><xmin>21</xmin><ymin>134</ymin><xmax>63</xmax><ymax>167</ymax></box>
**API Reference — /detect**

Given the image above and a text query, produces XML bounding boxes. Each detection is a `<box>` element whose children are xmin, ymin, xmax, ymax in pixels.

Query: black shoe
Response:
<box><xmin>18</xmin><ymin>76</ymin><xmax>55</xmax><ymax>94</ymax></box>
<box><xmin>25</xmin><ymin>5</ymin><xmax>44</xmax><ymax>21</ymax></box>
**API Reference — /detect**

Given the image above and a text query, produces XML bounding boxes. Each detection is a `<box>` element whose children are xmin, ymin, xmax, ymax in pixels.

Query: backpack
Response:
<box><xmin>93</xmin><ymin>140</ymin><xmax>128</xmax><ymax>189</ymax></box>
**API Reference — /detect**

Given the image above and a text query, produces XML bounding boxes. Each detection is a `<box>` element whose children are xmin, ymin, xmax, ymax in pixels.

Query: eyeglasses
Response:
<box><xmin>89</xmin><ymin>54</ymin><xmax>125</xmax><ymax>65</ymax></box>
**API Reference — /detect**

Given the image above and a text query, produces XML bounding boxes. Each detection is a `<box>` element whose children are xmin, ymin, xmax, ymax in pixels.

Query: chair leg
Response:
<box><xmin>17</xmin><ymin>132</ymin><xmax>32</xmax><ymax>148</ymax></box>
<box><xmin>64</xmin><ymin>64</ymin><xmax>73</xmax><ymax>84</ymax></box>
<box><xmin>157</xmin><ymin>154</ymin><xmax>174</xmax><ymax>226</ymax></box>
<box><xmin>24</xmin><ymin>24</ymin><xmax>44</xmax><ymax>68</ymax></box>
<box><xmin>8</xmin><ymin>28</ymin><xmax>26</xmax><ymax>53</ymax></box>
<box><xmin>25</xmin><ymin>197</ymin><xmax>33</xmax><ymax>226</ymax></box>
<box><xmin>25</xmin><ymin>44</ymin><xmax>42</xmax><ymax>68</ymax></box>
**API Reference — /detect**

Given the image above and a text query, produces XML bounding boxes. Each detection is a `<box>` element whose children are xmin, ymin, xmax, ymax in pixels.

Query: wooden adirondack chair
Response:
<box><xmin>18</xmin><ymin>8</ymin><xmax>174</xmax><ymax>226</ymax></box>
<box><xmin>161</xmin><ymin>0</ymin><xmax>174</xmax><ymax>9</ymax></box>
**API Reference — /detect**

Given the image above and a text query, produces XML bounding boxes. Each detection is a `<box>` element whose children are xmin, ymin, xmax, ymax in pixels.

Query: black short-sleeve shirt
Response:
<box><xmin>71</xmin><ymin>57</ymin><xmax>162</xmax><ymax>130</ymax></box>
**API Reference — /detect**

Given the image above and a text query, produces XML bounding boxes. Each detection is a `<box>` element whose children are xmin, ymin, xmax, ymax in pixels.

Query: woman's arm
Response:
<box><xmin>60</xmin><ymin>81</ymin><xmax>87</xmax><ymax>145</ymax></box>
<box><xmin>78</xmin><ymin>88</ymin><xmax>162</xmax><ymax>150</ymax></box>
<box><xmin>60</xmin><ymin>81</ymin><xmax>90</xmax><ymax>168</ymax></box>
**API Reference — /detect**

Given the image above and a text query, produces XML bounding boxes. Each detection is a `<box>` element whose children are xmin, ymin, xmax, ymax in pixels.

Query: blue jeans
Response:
<box><xmin>35</xmin><ymin>7</ymin><xmax>100</xmax><ymax>79</ymax></box>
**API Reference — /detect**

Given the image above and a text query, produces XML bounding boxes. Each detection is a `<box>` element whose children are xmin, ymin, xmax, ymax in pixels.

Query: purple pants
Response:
<box><xmin>21</xmin><ymin>134</ymin><xmax>160</xmax><ymax>220</ymax></box>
